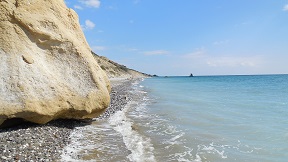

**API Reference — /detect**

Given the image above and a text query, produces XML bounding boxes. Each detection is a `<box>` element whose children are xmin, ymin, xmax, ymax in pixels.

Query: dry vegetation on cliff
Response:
<box><xmin>92</xmin><ymin>51</ymin><xmax>151</xmax><ymax>79</ymax></box>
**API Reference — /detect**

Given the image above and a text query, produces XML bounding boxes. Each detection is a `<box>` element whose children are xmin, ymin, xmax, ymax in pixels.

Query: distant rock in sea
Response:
<box><xmin>0</xmin><ymin>0</ymin><xmax>111</xmax><ymax>127</ymax></box>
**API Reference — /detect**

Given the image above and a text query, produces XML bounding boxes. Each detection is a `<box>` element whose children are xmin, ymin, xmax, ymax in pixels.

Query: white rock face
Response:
<box><xmin>0</xmin><ymin>0</ymin><xmax>111</xmax><ymax>126</ymax></box>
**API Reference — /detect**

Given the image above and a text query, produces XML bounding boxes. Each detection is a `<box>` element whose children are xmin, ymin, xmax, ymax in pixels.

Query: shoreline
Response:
<box><xmin>0</xmin><ymin>78</ymin><xmax>138</xmax><ymax>161</ymax></box>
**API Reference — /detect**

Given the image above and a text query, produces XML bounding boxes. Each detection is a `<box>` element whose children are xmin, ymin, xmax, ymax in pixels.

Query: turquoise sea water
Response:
<box><xmin>62</xmin><ymin>75</ymin><xmax>288</xmax><ymax>162</ymax></box>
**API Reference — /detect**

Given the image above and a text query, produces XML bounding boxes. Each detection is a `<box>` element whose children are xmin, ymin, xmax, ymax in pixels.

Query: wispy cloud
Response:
<box><xmin>79</xmin><ymin>0</ymin><xmax>101</xmax><ymax>8</ymax></box>
<box><xmin>234</xmin><ymin>21</ymin><xmax>251</xmax><ymax>28</ymax></box>
<box><xmin>92</xmin><ymin>46</ymin><xmax>106</xmax><ymax>51</ymax></box>
<box><xmin>142</xmin><ymin>50</ymin><xmax>169</xmax><ymax>55</ymax></box>
<box><xmin>64</xmin><ymin>0</ymin><xmax>70</xmax><ymax>5</ymax></box>
<box><xmin>213</xmin><ymin>40</ymin><xmax>230</xmax><ymax>46</ymax></box>
<box><xmin>127</xmin><ymin>48</ymin><xmax>139</xmax><ymax>52</ymax></box>
<box><xmin>183</xmin><ymin>48</ymin><xmax>206</xmax><ymax>58</ymax></box>
<box><xmin>283</xmin><ymin>4</ymin><xmax>288</xmax><ymax>11</ymax></box>
<box><xmin>83</xmin><ymin>19</ymin><xmax>95</xmax><ymax>30</ymax></box>
<box><xmin>181</xmin><ymin>47</ymin><xmax>262</xmax><ymax>70</ymax></box>
<box><xmin>107</xmin><ymin>5</ymin><xmax>117</xmax><ymax>10</ymax></box>
<box><xmin>74</xmin><ymin>5</ymin><xmax>83</xmax><ymax>10</ymax></box>
<box><xmin>206</xmin><ymin>56</ymin><xmax>260</xmax><ymax>67</ymax></box>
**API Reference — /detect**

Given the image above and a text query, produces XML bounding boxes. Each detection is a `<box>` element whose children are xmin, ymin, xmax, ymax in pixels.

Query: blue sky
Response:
<box><xmin>65</xmin><ymin>0</ymin><xmax>288</xmax><ymax>76</ymax></box>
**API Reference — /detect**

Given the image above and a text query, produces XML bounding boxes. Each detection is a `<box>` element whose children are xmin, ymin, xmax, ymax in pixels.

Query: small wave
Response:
<box><xmin>128</xmin><ymin>103</ymin><xmax>200</xmax><ymax>161</ymax></box>
<box><xmin>164</xmin><ymin>132</ymin><xmax>185</xmax><ymax>149</ymax></box>
<box><xmin>164</xmin><ymin>125</ymin><xmax>182</xmax><ymax>135</ymax></box>
<box><xmin>61</xmin><ymin>122</ymin><xmax>131</xmax><ymax>162</ymax></box>
<box><xmin>139</xmin><ymin>90</ymin><xmax>148</xmax><ymax>94</ymax></box>
<box><xmin>61</xmin><ymin>128</ymin><xmax>85</xmax><ymax>162</ymax></box>
<box><xmin>198</xmin><ymin>143</ymin><xmax>227</xmax><ymax>159</ymax></box>
<box><xmin>173</xmin><ymin>146</ymin><xmax>203</xmax><ymax>162</ymax></box>
<box><xmin>109</xmin><ymin>100</ymin><xmax>156</xmax><ymax>162</ymax></box>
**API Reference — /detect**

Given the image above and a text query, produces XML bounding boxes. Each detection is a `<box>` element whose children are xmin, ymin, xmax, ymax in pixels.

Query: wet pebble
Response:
<box><xmin>0</xmin><ymin>79</ymin><xmax>137</xmax><ymax>161</ymax></box>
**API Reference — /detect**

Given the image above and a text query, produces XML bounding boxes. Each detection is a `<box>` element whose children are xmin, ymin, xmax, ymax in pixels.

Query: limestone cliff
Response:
<box><xmin>92</xmin><ymin>52</ymin><xmax>151</xmax><ymax>79</ymax></box>
<box><xmin>0</xmin><ymin>0</ymin><xmax>111</xmax><ymax>126</ymax></box>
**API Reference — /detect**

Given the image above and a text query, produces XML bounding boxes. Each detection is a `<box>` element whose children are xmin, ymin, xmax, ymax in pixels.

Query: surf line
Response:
<box><xmin>108</xmin><ymin>100</ymin><xmax>156</xmax><ymax>162</ymax></box>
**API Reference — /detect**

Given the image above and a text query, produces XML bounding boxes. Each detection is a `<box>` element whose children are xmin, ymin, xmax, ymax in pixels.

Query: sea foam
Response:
<box><xmin>108</xmin><ymin>100</ymin><xmax>156</xmax><ymax>162</ymax></box>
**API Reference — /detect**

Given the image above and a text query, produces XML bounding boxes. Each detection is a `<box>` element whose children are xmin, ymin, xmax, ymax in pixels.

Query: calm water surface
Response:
<box><xmin>62</xmin><ymin>75</ymin><xmax>288</xmax><ymax>162</ymax></box>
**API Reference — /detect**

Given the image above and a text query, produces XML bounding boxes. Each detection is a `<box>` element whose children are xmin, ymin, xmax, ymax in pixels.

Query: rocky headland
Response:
<box><xmin>93</xmin><ymin>51</ymin><xmax>151</xmax><ymax>79</ymax></box>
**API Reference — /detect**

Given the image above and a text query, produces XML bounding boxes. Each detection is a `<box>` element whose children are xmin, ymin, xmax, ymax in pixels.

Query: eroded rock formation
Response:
<box><xmin>0</xmin><ymin>0</ymin><xmax>111</xmax><ymax>126</ymax></box>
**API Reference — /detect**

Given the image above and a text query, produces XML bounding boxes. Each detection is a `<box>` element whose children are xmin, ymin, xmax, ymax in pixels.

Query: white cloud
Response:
<box><xmin>106</xmin><ymin>5</ymin><xmax>118</xmax><ymax>10</ymax></box>
<box><xmin>178</xmin><ymin>47</ymin><xmax>264</xmax><ymax>75</ymax></box>
<box><xmin>283</xmin><ymin>4</ymin><xmax>288</xmax><ymax>11</ymax></box>
<box><xmin>183</xmin><ymin>48</ymin><xmax>206</xmax><ymax>58</ymax></box>
<box><xmin>127</xmin><ymin>48</ymin><xmax>139</xmax><ymax>51</ymax></box>
<box><xmin>84</xmin><ymin>20</ymin><xmax>95</xmax><ymax>30</ymax></box>
<box><xmin>74</xmin><ymin>5</ymin><xmax>83</xmax><ymax>10</ymax></box>
<box><xmin>79</xmin><ymin>0</ymin><xmax>101</xmax><ymax>8</ymax></box>
<box><xmin>213</xmin><ymin>40</ymin><xmax>230</xmax><ymax>46</ymax></box>
<box><xmin>92</xmin><ymin>46</ymin><xmax>106</xmax><ymax>51</ymax></box>
<box><xmin>234</xmin><ymin>21</ymin><xmax>251</xmax><ymax>28</ymax></box>
<box><xmin>206</xmin><ymin>56</ymin><xmax>260</xmax><ymax>67</ymax></box>
<box><xmin>142</xmin><ymin>50</ymin><xmax>169</xmax><ymax>55</ymax></box>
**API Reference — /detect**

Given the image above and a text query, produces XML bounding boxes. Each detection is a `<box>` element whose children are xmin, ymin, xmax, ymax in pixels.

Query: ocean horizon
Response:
<box><xmin>62</xmin><ymin>74</ymin><xmax>288</xmax><ymax>162</ymax></box>
<box><xmin>156</xmin><ymin>73</ymin><xmax>288</xmax><ymax>77</ymax></box>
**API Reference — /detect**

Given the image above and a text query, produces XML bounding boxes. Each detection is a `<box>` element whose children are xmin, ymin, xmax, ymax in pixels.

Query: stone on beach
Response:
<box><xmin>0</xmin><ymin>79</ymin><xmax>135</xmax><ymax>161</ymax></box>
<box><xmin>0</xmin><ymin>0</ymin><xmax>111</xmax><ymax>126</ymax></box>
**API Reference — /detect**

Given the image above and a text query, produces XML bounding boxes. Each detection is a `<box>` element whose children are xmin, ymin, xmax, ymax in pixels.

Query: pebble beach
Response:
<box><xmin>0</xmin><ymin>79</ymin><xmax>134</xmax><ymax>161</ymax></box>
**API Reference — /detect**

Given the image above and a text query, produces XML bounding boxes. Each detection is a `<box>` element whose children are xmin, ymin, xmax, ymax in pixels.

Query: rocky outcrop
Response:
<box><xmin>0</xmin><ymin>0</ymin><xmax>111</xmax><ymax>126</ymax></box>
<box><xmin>92</xmin><ymin>52</ymin><xmax>151</xmax><ymax>79</ymax></box>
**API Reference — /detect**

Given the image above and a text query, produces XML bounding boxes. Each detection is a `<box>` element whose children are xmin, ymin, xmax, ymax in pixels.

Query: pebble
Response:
<box><xmin>0</xmin><ymin>79</ymin><xmax>136</xmax><ymax>161</ymax></box>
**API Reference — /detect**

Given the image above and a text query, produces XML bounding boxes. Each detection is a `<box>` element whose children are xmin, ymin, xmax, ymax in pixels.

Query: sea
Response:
<box><xmin>61</xmin><ymin>74</ymin><xmax>288</xmax><ymax>162</ymax></box>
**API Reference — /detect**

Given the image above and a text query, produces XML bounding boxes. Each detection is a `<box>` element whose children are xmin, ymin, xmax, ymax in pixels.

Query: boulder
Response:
<box><xmin>0</xmin><ymin>0</ymin><xmax>111</xmax><ymax>126</ymax></box>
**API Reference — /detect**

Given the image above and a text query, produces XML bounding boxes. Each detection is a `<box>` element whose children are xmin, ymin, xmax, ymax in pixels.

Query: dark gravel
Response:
<box><xmin>0</xmin><ymin>79</ymin><xmax>135</xmax><ymax>162</ymax></box>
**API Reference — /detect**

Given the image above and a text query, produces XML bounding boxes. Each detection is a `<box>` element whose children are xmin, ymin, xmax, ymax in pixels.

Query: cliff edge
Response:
<box><xmin>92</xmin><ymin>52</ymin><xmax>151</xmax><ymax>79</ymax></box>
<box><xmin>0</xmin><ymin>0</ymin><xmax>111</xmax><ymax>127</ymax></box>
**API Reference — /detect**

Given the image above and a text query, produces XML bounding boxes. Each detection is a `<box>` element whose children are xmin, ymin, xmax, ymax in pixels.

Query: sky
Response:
<box><xmin>65</xmin><ymin>0</ymin><xmax>288</xmax><ymax>76</ymax></box>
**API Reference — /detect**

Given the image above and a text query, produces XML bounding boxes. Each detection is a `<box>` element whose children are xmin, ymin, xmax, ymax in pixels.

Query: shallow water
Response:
<box><xmin>62</xmin><ymin>75</ymin><xmax>288</xmax><ymax>162</ymax></box>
